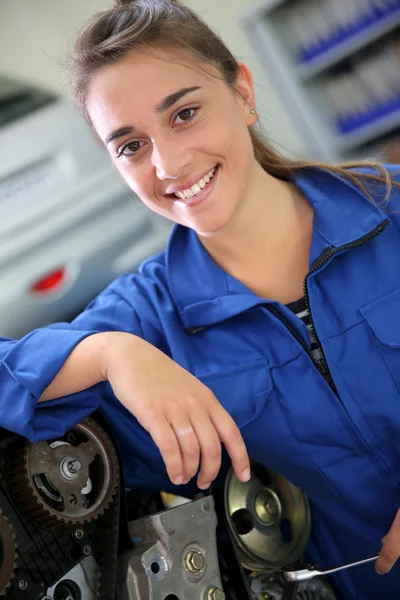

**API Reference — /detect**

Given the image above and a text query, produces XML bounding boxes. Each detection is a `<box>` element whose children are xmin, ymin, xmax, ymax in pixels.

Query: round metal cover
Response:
<box><xmin>224</xmin><ymin>461</ymin><xmax>311</xmax><ymax>571</ymax></box>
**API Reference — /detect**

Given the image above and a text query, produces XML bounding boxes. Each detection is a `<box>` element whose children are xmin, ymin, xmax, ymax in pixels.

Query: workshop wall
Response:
<box><xmin>0</xmin><ymin>0</ymin><xmax>307</xmax><ymax>157</ymax></box>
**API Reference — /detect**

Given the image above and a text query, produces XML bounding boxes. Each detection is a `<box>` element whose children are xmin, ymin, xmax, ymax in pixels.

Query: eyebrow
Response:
<box><xmin>105</xmin><ymin>86</ymin><xmax>201</xmax><ymax>146</ymax></box>
<box><xmin>154</xmin><ymin>85</ymin><xmax>200</xmax><ymax>113</ymax></box>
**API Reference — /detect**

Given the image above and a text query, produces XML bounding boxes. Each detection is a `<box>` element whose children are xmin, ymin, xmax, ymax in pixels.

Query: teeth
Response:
<box><xmin>174</xmin><ymin>166</ymin><xmax>217</xmax><ymax>199</ymax></box>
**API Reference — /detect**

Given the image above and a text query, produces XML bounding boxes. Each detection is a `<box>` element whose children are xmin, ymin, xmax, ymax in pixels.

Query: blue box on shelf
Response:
<box><xmin>336</xmin><ymin>94</ymin><xmax>400</xmax><ymax>138</ymax></box>
<box><xmin>298</xmin><ymin>4</ymin><xmax>400</xmax><ymax>65</ymax></box>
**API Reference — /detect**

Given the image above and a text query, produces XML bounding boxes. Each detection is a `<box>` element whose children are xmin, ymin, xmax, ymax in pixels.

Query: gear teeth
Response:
<box><xmin>9</xmin><ymin>418</ymin><xmax>119</xmax><ymax>529</ymax></box>
<box><xmin>0</xmin><ymin>511</ymin><xmax>17</xmax><ymax>596</ymax></box>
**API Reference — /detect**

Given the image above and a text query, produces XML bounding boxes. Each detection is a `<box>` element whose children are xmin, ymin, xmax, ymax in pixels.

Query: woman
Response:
<box><xmin>1</xmin><ymin>0</ymin><xmax>400</xmax><ymax>597</ymax></box>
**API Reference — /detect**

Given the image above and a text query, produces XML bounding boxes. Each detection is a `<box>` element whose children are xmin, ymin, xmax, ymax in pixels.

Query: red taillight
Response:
<box><xmin>31</xmin><ymin>267</ymin><xmax>66</xmax><ymax>294</ymax></box>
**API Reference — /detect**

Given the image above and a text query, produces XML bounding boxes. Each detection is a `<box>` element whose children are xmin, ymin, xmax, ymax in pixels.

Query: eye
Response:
<box><xmin>117</xmin><ymin>140</ymin><xmax>144</xmax><ymax>158</ymax></box>
<box><xmin>174</xmin><ymin>107</ymin><xmax>198</xmax><ymax>125</ymax></box>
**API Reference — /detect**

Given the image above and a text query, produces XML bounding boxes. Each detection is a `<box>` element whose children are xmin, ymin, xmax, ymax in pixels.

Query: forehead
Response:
<box><xmin>86</xmin><ymin>49</ymin><xmax>220</xmax><ymax>139</ymax></box>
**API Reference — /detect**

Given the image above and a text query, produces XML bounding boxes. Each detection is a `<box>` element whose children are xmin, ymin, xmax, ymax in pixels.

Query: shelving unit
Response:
<box><xmin>242</xmin><ymin>0</ymin><xmax>400</xmax><ymax>162</ymax></box>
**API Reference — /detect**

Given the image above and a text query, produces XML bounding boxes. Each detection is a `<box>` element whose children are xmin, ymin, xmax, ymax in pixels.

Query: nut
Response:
<box><xmin>184</xmin><ymin>550</ymin><xmax>205</xmax><ymax>573</ymax></box>
<box><xmin>205</xmin><ymin>587</ymin><xmax>225</xmax><ymax>600</ymax></box>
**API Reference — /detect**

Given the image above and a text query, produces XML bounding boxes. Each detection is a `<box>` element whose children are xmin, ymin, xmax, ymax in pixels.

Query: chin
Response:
<box><xmin>190</xmin><ymin>214</ymin><xmax>233</xmax><ymax>237</ymax></box>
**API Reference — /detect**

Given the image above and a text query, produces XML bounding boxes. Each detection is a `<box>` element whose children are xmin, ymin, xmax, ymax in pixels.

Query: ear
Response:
<box><xmin>234</xmin><ymin>61</ymin><xmax>258</xmax><ymax>126</ymax></box>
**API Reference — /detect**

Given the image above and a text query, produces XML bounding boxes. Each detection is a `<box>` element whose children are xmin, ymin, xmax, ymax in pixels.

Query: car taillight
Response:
<box><xmin>30</xmin><ymin>267</ymin><xmax>66</xmax><ymax>294</ymax></box>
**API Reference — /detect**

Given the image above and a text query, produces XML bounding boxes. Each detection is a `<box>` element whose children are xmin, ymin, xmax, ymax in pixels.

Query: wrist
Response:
<box><xmin>98</xmin><ymin>331</ymin><xmax>141</xmax><ymax>381</ymax></box>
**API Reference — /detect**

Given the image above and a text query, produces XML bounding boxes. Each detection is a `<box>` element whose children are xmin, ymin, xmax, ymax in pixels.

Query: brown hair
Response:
<box><xmin>69</xmin><ymin>0</ymin><xmax>398</xmax><ymax>204</ymax></box>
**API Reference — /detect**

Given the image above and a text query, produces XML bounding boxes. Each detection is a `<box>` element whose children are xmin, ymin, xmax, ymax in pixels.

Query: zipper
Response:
<box><xmin>188</xmin><ymin>219</ymin><xmax>390</xmax><ymax>390</ymax></box>
<box><xmin>302</xmin><ymin>218</ymin><xmax>390</xmax><ymax>389</ymax></box>
<box><xmin>264</xmin><ymin>219</ymin><xmax>389</xmax><ymax>392</ymax></box>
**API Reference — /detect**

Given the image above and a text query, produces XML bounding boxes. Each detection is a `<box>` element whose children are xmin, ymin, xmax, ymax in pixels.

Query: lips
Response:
<box><xmin>165</xmin><ymin>165</ymin><xmax>219</xmax><ymax>198</ymax></box>
<box><xmin>172</xmin><ymin>163</ymin><xmax>220</xmax><ymax>208</ymax></box>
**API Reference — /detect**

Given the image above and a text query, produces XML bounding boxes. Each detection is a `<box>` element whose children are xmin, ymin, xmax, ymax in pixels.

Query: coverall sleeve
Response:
<box><xmin>0</xmin><ymin>275</ymin><xmax>158</xmax><ymax>442</ymax></box>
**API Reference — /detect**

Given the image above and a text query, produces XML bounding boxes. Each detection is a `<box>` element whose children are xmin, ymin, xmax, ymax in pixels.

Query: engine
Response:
<box><xmin>0</xmin><ymin>415</ymin><xmax>337</xmax><ymax>600</ymax></box>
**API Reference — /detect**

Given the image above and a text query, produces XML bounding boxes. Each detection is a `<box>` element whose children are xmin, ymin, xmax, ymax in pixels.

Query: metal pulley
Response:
<box><xmin>224</xmin><ymin>461</ymin><xmax>311</xmax><ymax>572</ymax></box>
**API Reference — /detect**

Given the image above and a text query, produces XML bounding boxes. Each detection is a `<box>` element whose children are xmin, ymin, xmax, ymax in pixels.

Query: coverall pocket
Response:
<box><xmin>359</xmin><ymin>288</ymin><xmax>400</xmax><ymax>393</ymax></box>
<box><xmin>199</xmin><ymin>359</ymin><xmax>273</xmax><ymax>429</ymax></box>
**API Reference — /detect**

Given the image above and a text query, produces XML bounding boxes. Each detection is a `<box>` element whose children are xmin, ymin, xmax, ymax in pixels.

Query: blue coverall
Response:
<box><xmin>1</xmin><ymin>166</ymin><xmax>400</xmax><ymax>598</ymax></box>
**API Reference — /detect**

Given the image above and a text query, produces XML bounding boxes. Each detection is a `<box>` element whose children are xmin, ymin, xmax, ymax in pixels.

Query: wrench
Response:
<box><xmin>283</xmin><ymin>554</ymin><xmax>380</xmax><ymax>582</ymax></box>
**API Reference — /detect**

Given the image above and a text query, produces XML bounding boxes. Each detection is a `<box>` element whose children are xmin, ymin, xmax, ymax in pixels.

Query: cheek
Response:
<box><xmin>213</xmin><ymin>112</ymin><xmax>249</xmax><ymax>159</ymax></box>
<box><xmin>119</xmin><ymin>166</ymin><xmax>150</xmax><ymax>199</ymax></box>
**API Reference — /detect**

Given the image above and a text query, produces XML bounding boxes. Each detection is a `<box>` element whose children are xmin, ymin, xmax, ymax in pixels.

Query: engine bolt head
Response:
<box><xmin>185</xmin><ymin>550</ymin><xmax>205</xmax><ymax>573</ymax></box>
<box><xmin>265</xmin><ymin>498</ymin><xmax>279</xmax><ymax>515</ymax></box>
<box><xmin>205</xmin><ymin>587</ymin><xmax>225</xmax><ymax>600</ymax></box>
<box><xmin>83</xmin><ymin>545</ymin><xmax>92</xmax><ymax>556</ymax></box>
<box><xmin>17</xmin><ymin>580</ymin><xmax>28</xmax><ymax>591</ymax></box>
<box><xmin>74</xmin><ymin>529</ymin><xmax>84</xmax><ymax>539</ymax></box>
<box><xmin>67</xmin><ymin>459</ymin><xmax>81</xmax><ymax>474</ymax></box>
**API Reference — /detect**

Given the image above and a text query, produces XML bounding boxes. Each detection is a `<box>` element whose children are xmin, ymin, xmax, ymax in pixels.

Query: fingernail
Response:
<box><xmin>182</xmin><ymin>479</ymin><xmax>190</xmax><ymax>485</ymax></box>
<box><xmin>376</xmin><ymin>568</ymin><xmax>385</xmax><ymax>575</ymax></box>
<box><xmin>174</xmin><ymin>475</ymin><xmax>183</xmax><ymax>485</ymax></box>
<box><xmin>242</xmin><ymin>468</ymin><xmax>251</xmax><ymax>482</ymax></box>
<box><xmin>198</xmin><ymin>481</ymin><xmax>211</xmax><ymax>490</ymax></box>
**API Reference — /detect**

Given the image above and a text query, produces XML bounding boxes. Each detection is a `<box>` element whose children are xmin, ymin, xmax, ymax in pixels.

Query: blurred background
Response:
<box><xmin>1</xmin><ymin>0</ymin><xmax>399</xmax><ymax>338</ymax></box>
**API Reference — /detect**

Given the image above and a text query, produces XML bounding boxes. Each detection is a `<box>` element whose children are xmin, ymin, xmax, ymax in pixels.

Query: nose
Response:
<box><xmin>151</xmin><ymin>138</ymin><xmax>192</xmax><ymax>181</ymax></box>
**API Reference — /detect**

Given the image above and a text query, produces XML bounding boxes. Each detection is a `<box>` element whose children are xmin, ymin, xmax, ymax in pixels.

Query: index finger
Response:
<box><xmin>376</xmin><ymin>509</ymin><xmax>400</xmax><ymax>574</ymax></box>
<box><xmin>211</xmin><ymin>404</ymin><xmax>250</xmax><ymax>483</ymax></box>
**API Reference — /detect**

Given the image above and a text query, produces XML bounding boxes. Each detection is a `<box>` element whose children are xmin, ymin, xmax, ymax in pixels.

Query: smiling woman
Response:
<box><xmin>84</xmin><ymin>46</ymin><xmax>259</xmax><ymax>235</ymax></box>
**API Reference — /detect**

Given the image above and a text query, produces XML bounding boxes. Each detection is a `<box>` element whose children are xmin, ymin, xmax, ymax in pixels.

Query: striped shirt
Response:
<box><xmin>286</xmin><ymin>297</ymin><xmax>324</xmax><ymax>367</ymax></box>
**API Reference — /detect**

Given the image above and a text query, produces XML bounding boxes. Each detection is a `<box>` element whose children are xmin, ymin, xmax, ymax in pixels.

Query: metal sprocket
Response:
<box><xmin>9</xmin><ymin>418</ymin><xmax>119</xmax><ymax>528</ymax></box>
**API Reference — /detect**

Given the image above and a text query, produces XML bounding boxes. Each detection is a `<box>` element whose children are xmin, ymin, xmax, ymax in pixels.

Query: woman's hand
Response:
<box><xmin>102</xmin><ymin>332</ymin><xmax>251</xmax><ymax>490</ymax></box>
<box><xmin>375</xmin><ymin>509</ymin><xmax>400</xmax><ymax>574</ymax></box>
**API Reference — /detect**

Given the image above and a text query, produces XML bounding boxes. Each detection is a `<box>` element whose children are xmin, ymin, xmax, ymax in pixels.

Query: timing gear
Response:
<box><xmin>0</xmin><ymin>511</ymin><xmax>16</xmax><ymax>596</ymax></box>
<box><xmin>9</xmin><ymin>418</ymin><xmax>119</xmax><ymax>528</ymax></box>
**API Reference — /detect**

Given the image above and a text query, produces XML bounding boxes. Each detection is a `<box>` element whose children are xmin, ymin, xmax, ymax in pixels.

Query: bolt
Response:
<box><xmin>17</xmin><ymin>580</ymin><xmax>28</xmax><ymax>591</ymax></box>
<box><xmin>259</xmin><ymin>594</ymin><xmax>271</xmax><ymax>600</ymax></box>
<box><xmin>185</xmin><ymin>550</ymin><xmax>205</xmax><ymax>573</ymax></box>
<box><xmin>205</xmin><ymin>587</ymin><xmax>225</xmax><ymax>600</ymax></box>
<box><xmin>265</xmin><ymin>498</ymin><xmax>278</xmax><ymax>515</ymax></box>
<box><xmin>74</xmin><ymin>529</ymin><xmax>84</xmax><ymax>539</ymax></box>
<box><xmin>83</xmin><ymin>545</ymin><xmax>92</xmax><ymax>556</ymax></box>
<box><xmin>68</xmin><ymin>494</ymin><xmax>78</xmax><ymax>506</ymax></box>
<box><xmin>67</xmin><ymin>459</ymin><xmax>81</xmax><ymax>474</ymax></box>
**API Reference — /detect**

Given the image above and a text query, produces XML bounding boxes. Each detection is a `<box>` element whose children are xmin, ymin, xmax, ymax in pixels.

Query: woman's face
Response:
<box><xmin>87</xmin><ymin>49</ymin><xmax>258</xmax><ymax>236</ymax></box>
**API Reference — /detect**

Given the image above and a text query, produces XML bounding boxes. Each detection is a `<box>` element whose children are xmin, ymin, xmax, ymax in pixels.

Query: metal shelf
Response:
<box><xmin>337</xmin><ymin>107</ymin><xmax>400</xmax><ymax>152</ymax></box>
<box><xmin>298</xmin><ymin>11</ymin><xmax>400</xmax><ymax>79</ymax></box>
<box><xmin>241</xmin><ymin>0</ymin><xmax>400</xmax><ymax>161</ymax></box>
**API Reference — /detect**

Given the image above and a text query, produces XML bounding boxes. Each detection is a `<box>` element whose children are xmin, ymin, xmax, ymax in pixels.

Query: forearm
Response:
<box><xmin>38</xmin><ymin>331</ymin><xmax>126</xmax><ymax>402</ymax></box>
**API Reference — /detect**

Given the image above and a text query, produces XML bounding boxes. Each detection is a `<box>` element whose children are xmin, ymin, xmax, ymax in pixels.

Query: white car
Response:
<box><xmin>0</xmin><ymin>75</ymin><xmax>171</xmax><ymax>338</ymax></box>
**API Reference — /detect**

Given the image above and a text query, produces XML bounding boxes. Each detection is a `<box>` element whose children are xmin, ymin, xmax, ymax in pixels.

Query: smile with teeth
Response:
<box><xmin>174</xmin><ymin>166</ymin><xmax>217</xmax><ymax>199</ymax></box>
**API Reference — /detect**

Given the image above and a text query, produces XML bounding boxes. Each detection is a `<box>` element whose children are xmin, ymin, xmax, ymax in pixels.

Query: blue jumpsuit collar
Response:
<box><xmin>166</xmin><ymin>167</ymin><xmax>387</xmax><ymax>329</ymax></box>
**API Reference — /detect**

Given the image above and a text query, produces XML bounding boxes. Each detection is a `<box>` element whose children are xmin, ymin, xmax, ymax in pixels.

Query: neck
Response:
<box><xmin>198</xmin><ymin>161</ymin><xmax>314</xmax><ymax>302</ymax></box>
